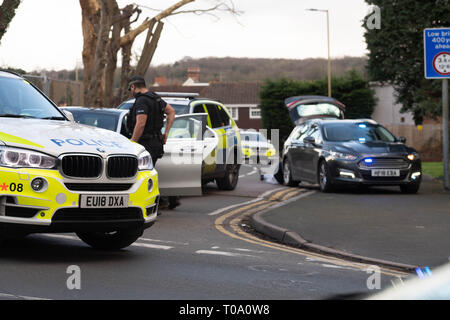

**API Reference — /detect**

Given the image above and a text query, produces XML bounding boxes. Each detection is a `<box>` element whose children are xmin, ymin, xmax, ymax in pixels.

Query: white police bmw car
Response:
<box><xmin>0</xmin><ymin>70</ymin><xmax>160</xmax><ymax>250</ymax></box>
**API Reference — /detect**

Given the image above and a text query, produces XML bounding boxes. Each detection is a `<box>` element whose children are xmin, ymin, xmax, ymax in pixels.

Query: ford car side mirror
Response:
<box><xmin>303</xmin><ymin>136</ymin><xmax>316</xmax><ymax>144</ymax></box>
<box><xmin>398</xmin><ymin>136</ymin><xmax>407</xmax><ymax>143</ymax></box>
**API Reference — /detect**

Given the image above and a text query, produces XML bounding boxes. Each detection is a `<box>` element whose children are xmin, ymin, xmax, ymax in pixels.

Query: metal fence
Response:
<box><xmin>386</xmin><ymin>124</ymin><xmax>448</xmax><ymax>162</ymax></box>
<box><xmin>23</xmin><ymin>73</ymin><xmax>84</xmax><ymax>107</ymax></box>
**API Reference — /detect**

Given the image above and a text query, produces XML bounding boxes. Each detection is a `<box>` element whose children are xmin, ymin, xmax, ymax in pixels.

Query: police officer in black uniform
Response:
<box><xmin>127</xmin><ymin>75</ymin><xmax>180</xmax><ymax>210</ymax></box>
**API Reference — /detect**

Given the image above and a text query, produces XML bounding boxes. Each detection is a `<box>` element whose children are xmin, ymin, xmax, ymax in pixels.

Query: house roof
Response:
<box><xmin>202</xmin><ymin>82</ymin><xmax>262</xmax><ymax>105</ymax></box>
<box><xmin>149</xmin><ymin>82</ymin><xmax>261</xmax><ymax>105</ymax></box>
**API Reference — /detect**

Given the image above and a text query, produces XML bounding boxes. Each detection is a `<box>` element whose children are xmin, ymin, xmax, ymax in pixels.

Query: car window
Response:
<box><xmin>118</xmin><ymin>101</ymin><xmax>133</xmax><ymax>110</ymax></box>
<box><xmin>308</xmin><ymin>125</ymin><xmax>323</xmax><ymax>143</ymax></box>
<box><xmin>323</xmin><ymin>123</ymin><xmax>397</xmax><ymax>142</ymax></box>
<box><xmin>170</xmin><ymin>103</ymin><xmax>190</xmax><ymax>115</ymax></box>
<box><xmin>217</xmin><ymin>105</ymin><xmax>231</xmax><ymax>127</ymax></box>
<box><xmin>120</xmin><ymin>114</ymin><xmax>130</xmax><ymax>137</ymax></box>
<box><xmin>161</xmin><ymin>116</ymin><xmax>202</xmax><ymax>139</ymax></box>
<box><xmin>193</xmin><ymin>104</ymin><xmax>205</xmax><ymax>114</ymax></box>
<box><xmin>242</xmin><ymin>132</ymin><xmax>268</xmax><ymax>143</ymax></box>
<box><xmin>204</xmin><ymin>104</ymin><xmax>223</xmax><ymax>128</ymax></box>
<box><xmin>0</xmin><ymin>77</ymin><xmax>63</xmax><ymax>119</ymax></box>
<box><xmin>292</xmin><ymin>123</ymin><xmax>310</xmax><ymax>142</ymax></box>
<box><xmin>69</xmin><ymin>110</ymin><xmax>120</xmax><ymax>131</ymax></box>
<box><xmin>292</xmin><ymin>103</ymin><xmax>343</xmax><ymax>120</ymax></box>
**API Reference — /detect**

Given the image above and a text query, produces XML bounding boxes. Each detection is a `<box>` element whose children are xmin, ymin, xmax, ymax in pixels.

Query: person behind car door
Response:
<box><xmin>127</xmin><ymin>75</ymin><xmax>180</xmax><ymax>210</ymax></box>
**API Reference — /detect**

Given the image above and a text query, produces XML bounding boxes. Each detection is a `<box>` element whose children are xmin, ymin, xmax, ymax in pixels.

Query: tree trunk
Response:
<box><xmin>119</xmin><ymin>23</ymin><xmax>133</xmax><ymax>104</ymax></box>
<box><xmin>79</xmin><ymin>0</ymin><xmax>100</xmax><ymax>106</ymax></box>
<box><xmin>104</xmin><ymin>1</ymin><xmax>122</xmax><ymax>108</ymax></box>
<box><xmin>86</xmin><ymin>0</ymin><xmax>114</xmax><ymax>107</ymax></box>
<box><xmin>0</xmin><ymin>0</ymin><xmax>21</xmax><ymax>43</ymax></box>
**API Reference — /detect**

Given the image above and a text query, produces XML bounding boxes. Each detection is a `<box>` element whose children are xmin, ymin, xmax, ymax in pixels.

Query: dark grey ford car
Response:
<box><xmin>280</xmin><ymin>96</ymin><xmax>422</xmax><ymax>193</ymax></box>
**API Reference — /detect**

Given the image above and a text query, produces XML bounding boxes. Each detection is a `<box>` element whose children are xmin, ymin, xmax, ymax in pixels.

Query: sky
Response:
<box><xmin>0</xmin><ymin>0</ymin><xmax>373</xmax><ymax>71</ymax></box>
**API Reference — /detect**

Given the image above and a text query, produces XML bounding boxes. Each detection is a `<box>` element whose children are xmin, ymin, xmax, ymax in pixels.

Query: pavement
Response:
<box><xmin>251</xmin><ymin>176</ymin><xmax>450</xmax><ymax>271</ymax></box>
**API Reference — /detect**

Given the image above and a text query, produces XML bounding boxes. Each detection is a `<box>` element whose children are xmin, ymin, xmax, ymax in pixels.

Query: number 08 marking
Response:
<box><xmin>10</xmin><ymin>183</ymin><xmax>24</xmax><ymax>192</ymax></box>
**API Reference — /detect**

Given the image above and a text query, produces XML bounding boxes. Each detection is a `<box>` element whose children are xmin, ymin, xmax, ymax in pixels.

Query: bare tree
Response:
<box><xmin>79</xmin><ymin>0</ymin><xmax>241</xmax><ymax>108</ymax></box>
<box><xmin>0</xmin><ymin>0</ymin><xmax>21</xmax><ymax>44</ymax></box>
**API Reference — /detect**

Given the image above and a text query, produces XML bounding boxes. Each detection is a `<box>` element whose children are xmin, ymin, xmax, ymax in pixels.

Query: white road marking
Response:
<box><xmin>196</xmin><ymin>250</ymin><xmax>258</xmax><ymax>258</ymax></box>
<box><xmin>207</xmin><ymin>186</ymin><xmax>287</xmax><ymax>216</ymax></box>
<box><xmin>239</xmin><ymin>166</ymin><xmax>258</xmax><ymax>179</ymax></box>
<box><xmin>39</xmin><ymin>234</ymin><xmax>79</xmax><ymax>241</ymax></box>
<box><xmin>131</xmin><ymin>243</ymin><xmax>173</xmax><ymax>250</ymax></box>
<box><xmin>0</xmin><ymin>292</ymin><xmax>51</xmax><ymax>300</ymax></box>
<box><xmin>320</xmin><ymin>264</ymin><xmax>359</xmax><ymax>271</ymax></box>
<box><xmin>232</xmin><ymin>248</ymin><xmax>267</xmax><ymax>254</ymax></box>
<box><xmin>139</xmin><ymin>238</ymin><xmax>189</xmax><ymax>246</ymax></box>
<box><xmin>39</xmin><ymin>234</ymin><xmax>174</xmax><ymax>250</ymax></box>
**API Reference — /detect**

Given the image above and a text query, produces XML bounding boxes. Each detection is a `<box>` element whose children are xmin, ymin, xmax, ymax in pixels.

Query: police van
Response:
<box><xmin>119</xmin><ymin>93</ymin><xmax>242</xmax><ymax>190</ymax></box>
<box><xmin>0</xmin><ymin>70</ymin><xmax>159</xmax><ymax>250</ymax></box>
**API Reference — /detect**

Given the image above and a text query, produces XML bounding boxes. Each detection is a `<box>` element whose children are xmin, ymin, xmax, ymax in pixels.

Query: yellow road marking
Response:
<box><xmin>214</xmin><ymin>188</ymin><xmax>409</xmax><ymax>278</ymax></box>
<box><xmin>281</xmin><ymin>190</ymin><xmax>303</xmax><ymax>201</ymax></box>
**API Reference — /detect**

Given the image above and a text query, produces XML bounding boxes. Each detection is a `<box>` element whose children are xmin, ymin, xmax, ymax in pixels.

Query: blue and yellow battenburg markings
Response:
<box><xmin>0</xmin><ymin>132</ymin><xmax>44</xmax><ymax>148</ymax></box>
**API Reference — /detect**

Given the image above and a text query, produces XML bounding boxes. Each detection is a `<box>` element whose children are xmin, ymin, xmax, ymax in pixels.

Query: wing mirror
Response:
<box><xmin>398</xmin><ymin>136</ymin><xmax>407</xmax><ymax>143</ymax></box>
<box><xmin>303</xmin><ymin>136</ymin><xmax>316</xmax><ymax>144</ymax></box>
<box><xmin>62</xmin><ymin>110</ymin><xmax>75</xmax><ymax>122</ymax></box>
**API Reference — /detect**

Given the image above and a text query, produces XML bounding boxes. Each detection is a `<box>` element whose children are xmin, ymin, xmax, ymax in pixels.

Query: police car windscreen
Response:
<box><xmin>0</xmin><ymin>77</ymin><xmax>62</xmax><ymax>119</ymax></box>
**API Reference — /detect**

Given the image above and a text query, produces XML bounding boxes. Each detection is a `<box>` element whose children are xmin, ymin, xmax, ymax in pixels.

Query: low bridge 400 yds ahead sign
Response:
<box><xmin>424</xmin><ymin>28</ymin><xmax>450</xmax><ymax>79</ymax></box>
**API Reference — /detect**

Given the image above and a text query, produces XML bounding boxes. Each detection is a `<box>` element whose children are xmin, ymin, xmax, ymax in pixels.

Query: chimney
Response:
<box><xmin>187</xmin><ymin>67</ymin><xmax>200</xmax><ymax>83</ymax></box>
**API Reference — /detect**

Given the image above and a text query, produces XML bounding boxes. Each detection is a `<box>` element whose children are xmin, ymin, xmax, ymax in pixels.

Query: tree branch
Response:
<box><xmin>120</xmin><ymin>0</ymin><xmax>194</xmax><ymax>47</ymax></box>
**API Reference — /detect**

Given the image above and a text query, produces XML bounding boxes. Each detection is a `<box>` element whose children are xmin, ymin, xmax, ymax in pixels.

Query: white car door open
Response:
<box><xmin>156</xmin><ymin>114</ymin><xmax>218</xmax><ymax>196</ymax></box>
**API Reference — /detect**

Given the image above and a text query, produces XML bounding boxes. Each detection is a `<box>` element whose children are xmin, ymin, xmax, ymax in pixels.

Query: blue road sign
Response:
<box><xmin>424</xmin><ymin>28</ymin><xmax>450</xmax><ymax>79</ymax></box>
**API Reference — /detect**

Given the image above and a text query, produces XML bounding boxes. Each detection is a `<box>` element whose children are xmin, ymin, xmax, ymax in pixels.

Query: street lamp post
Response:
<box><xmin>306</xmin><ymin>8</ymin><xmax>332</xmax><ymax>97</ymax></box>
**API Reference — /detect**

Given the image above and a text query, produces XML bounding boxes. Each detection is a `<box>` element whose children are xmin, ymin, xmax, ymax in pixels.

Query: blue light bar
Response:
<box><xmin>358</xmin><ymin>124</ymin><xmax>367</xmax><ymax>128</ymax></box>
<box><xmin>364</xmin><ymin>158</ymin><xmax>373</xmax><ymax>164</ymax></box>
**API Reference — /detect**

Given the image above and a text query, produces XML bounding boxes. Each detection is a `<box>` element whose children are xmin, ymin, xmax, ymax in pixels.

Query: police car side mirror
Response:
<box><xmin>62</xmin><ymin>110</ymin><xmax>75</xmax><ymax>122</ymax></box>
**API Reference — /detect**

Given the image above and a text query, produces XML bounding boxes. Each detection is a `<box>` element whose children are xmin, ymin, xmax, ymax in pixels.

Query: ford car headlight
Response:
<box><xmin>330</xmin><ymin>151</ymin><xmax>358</xmax><ymax>161</ymax></box>
<box><xmin>407</xmin><ymin>153</ymin><xmax>419</xmax><ymax>161</ymax></box>
<box><xmin>0</xmin><ymin>146</ymin><xmax>57</xmax><ymax>169</ymax></box>
<box><xmin>138</xmin><ymin>151</ymin><xmax>154</xmax><ymax>170</ymax></box>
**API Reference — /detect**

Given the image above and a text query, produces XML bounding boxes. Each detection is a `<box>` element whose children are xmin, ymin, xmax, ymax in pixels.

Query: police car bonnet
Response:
<box><xmin>0</xmin><ymin>118</ymin><xmax>142</xmax><ymax>157</ymax></box>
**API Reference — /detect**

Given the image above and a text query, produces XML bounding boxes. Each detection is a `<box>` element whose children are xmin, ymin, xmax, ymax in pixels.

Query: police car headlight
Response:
<box><xmin>0</xmin><ymin>146</ymin><xmax>57</xmax><ymax>169</ymax></box>
<box><xmin>138</xmin><ymin>151</ymin><xmax>154</xmax><ymax>170</ymax></box>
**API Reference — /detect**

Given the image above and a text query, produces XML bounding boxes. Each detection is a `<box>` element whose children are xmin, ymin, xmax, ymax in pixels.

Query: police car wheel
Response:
<box><xmin>216</xmin><ymin>163</ymin><xmax>240</xmax><ymax>190</ymax></box>
<box><xmin>76</xmin><ymin>228</ymin><xmax>143</xmax><ymax>251</ymax></box>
